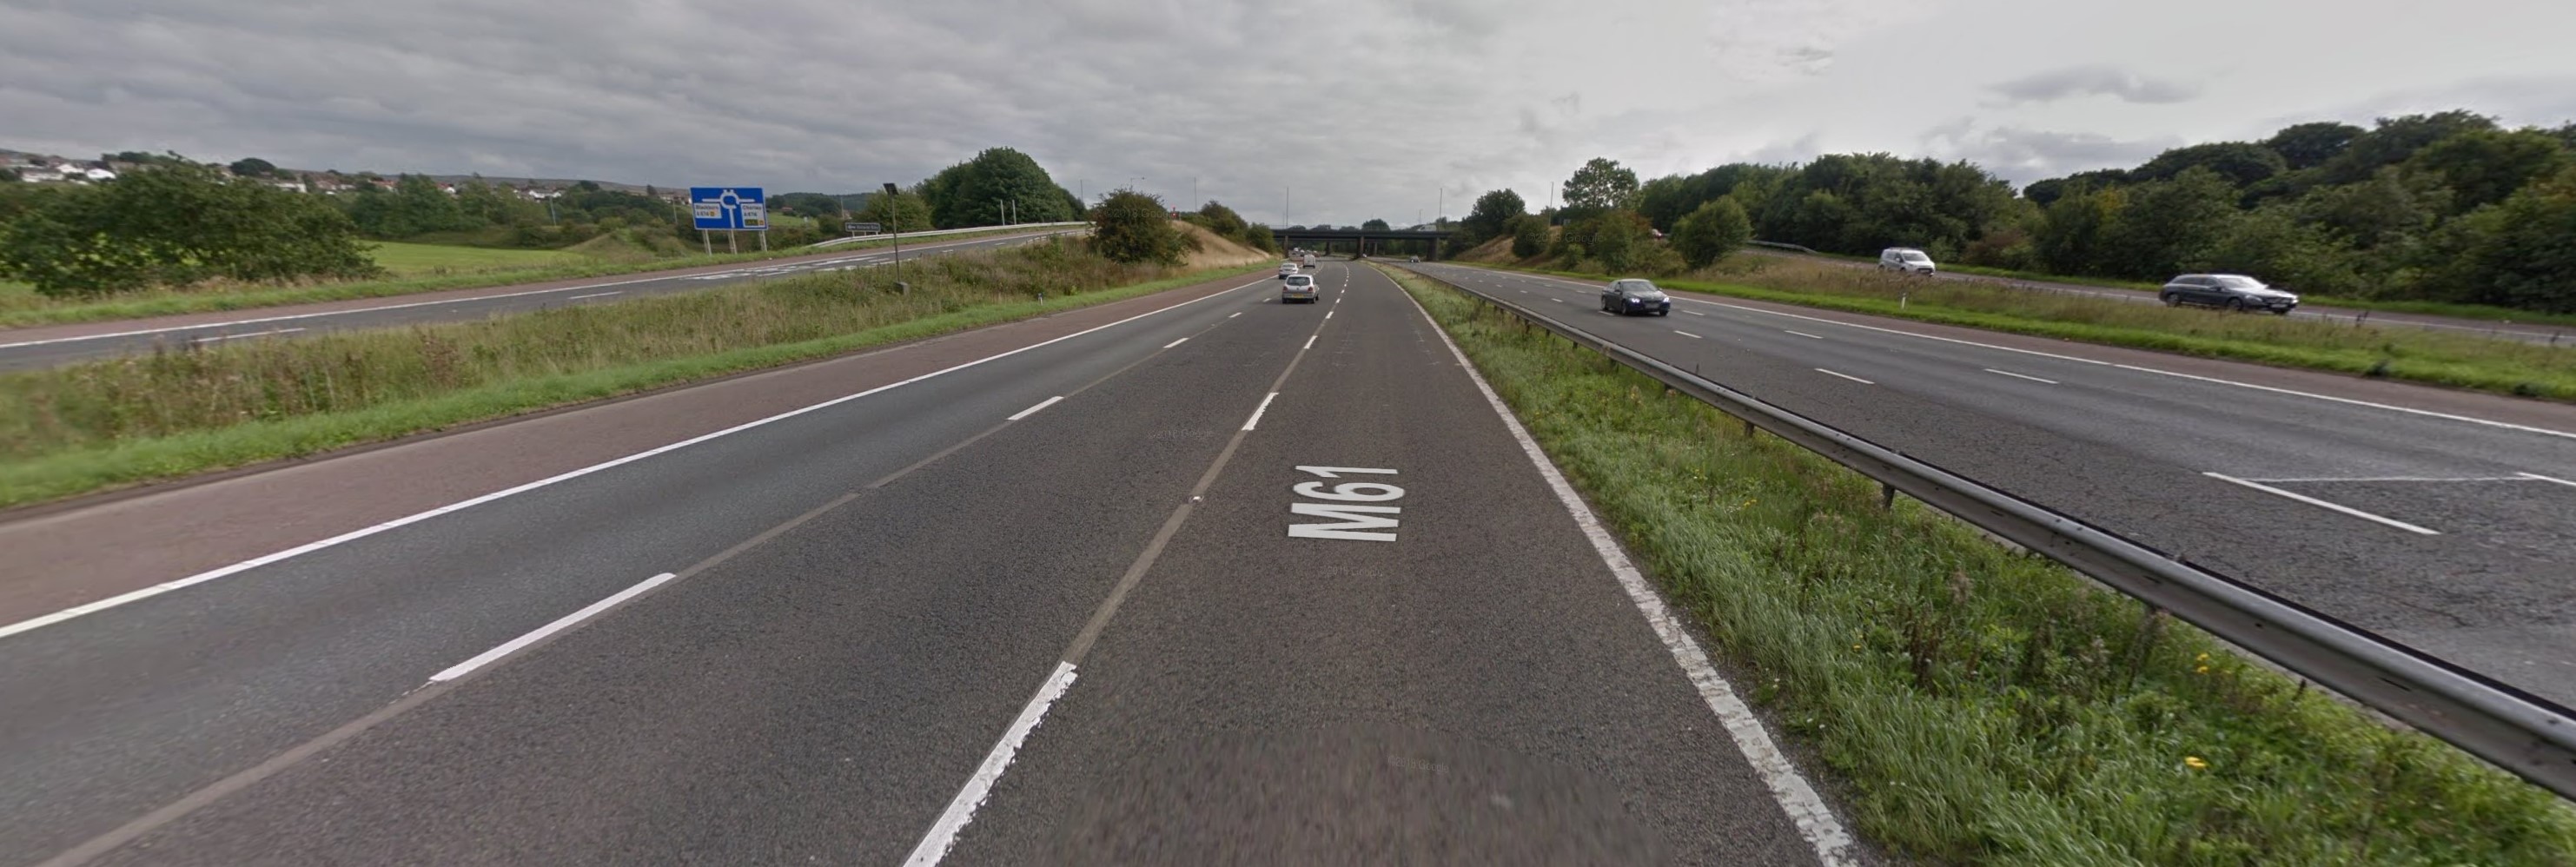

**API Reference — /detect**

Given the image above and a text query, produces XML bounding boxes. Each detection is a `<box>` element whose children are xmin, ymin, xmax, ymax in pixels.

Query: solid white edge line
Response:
<box><xmin>1006</xmin><ymin>395</ymin><xmax>1063</xmax><ymax>421</ymax></box>
<box><xmin>1242</xmin><ymin>391</ymin><xmax>1281</xmax><ymax>431</ymax></box>
<box><xmin>1684</xmin><ymin>310</ymin><xmax>1706</xmax><ymax>315</ymax></box>
<box><xmin>189</xmin><ymin>328</ymin><xmax>306</xmax><ymax>343</ymax></box>
<box><xmin>429</xmin><ymin>572</ymin><xmax>673</xmax><ymax>682</ymax></box>
<box><xmin>2203</xmin><ymin>473</ymin><xmax>2440</xmax><ymax>534</ymax></box>
<box><xmin>0</xmin><ymin>275</ymin><xmax>1272</xmax><ymax>643</ymax></box>
<box><xmin>904</xmin><ymin>661</ymin><xmax>1079</xmax><ymax>866</ymax></box>
<box><xmin>1982</xmin><ymin>367</ymin><xmax>2059</xmax><ymax>385</ymax></box>
<box><xmin>1673</xmin><ymin>330</ymin><xmax>1703</xmax><ymax>339</ymax></box>
<box><xmin>1783</xmin><ymin>329</ymin><xmax>1824</xmax><ymax>340</ymax></box>
<box><xmin>566</xmin><ymin>291</ymin><xmax>622</xmax><ymax>301</ymax></box>
<box><xmin>0</xmin><ymin>233</ymin><xmax>1034</xmax><ymax>350</ymax></box>
<box><xmin>1814</xmin><ymin>368</ymin><xmax>1875</xmax><ymax>385</ymax></box>
<box><xmin>2518</xmin><ymin>472</ymin><xmax>2576</xmax><ymax>488</ymax></box>
<box><xmin>1394</xmin><ymin>281</ymin><xmax>1856</xmax><ymax>866</ymax></box>
<box><xmin>1162</xmin><ymin>337</ymin><xmax>1188</xmax><ymax>349</ymax></box>
<box><xmin>2244</xmin><ymin>475</ymin><xmax>2526</xmax><ymax>483</ymax></box>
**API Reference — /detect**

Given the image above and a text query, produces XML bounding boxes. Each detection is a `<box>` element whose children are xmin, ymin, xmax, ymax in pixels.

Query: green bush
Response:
<box><xmin>1670</xmin><ymin>196</ymin><xmax>1752</xmax><ymax>268</ymax></box>
<box><xmin>0</xmin><ymin>162</ymin><xmax>379</xmax><ymax>296</ymax></box>
<box><xmin>1089</xmin><ymin>190</ymin><xmax>1187</xmax><ymax>265</ymax></box>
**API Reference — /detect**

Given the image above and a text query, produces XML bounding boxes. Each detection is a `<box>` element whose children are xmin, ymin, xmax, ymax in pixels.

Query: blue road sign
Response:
<box><xmin>689</xmin><ymin>187</ymin><xmax>767</xmax><ymax>231</ymax></box>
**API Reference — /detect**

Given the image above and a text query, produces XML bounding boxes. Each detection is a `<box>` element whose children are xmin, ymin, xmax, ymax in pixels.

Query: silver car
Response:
<box><xmin>2160</xmin><ymin>274</ymin><xmax>2299</xmax><ymax>314</ymax></box>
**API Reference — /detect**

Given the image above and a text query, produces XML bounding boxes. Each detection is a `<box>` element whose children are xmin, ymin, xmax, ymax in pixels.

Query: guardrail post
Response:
<box><xmin>1881</xmin><ymin>482</ymin><xmax>1896</xmax><ymax>509</ymax></box>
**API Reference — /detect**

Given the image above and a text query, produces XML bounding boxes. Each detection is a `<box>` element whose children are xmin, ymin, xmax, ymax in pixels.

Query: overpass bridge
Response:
<box><xmin>1269</xmin><ymin>227</ymin><xmax>1455</xmax><ymax>260</ymax></box>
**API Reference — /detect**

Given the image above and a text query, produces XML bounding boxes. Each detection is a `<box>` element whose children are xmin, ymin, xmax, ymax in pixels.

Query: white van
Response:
<box><xmin>1878</xmin><ymin>248</ymin><xmax>1936</xmax><ymax>275</ymax></box>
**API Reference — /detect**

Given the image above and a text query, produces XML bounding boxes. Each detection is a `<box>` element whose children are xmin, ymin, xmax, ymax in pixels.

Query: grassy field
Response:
<box><xmin>0</xmin><ymin>241</ymin><xmax>1263</xmax><ymax>508</ymax></box>
<box><xmin>365</xmin><ymin>242</ymin><xmax>585</xmax><ymax>276</ymax></box>
<box><xmin>1383</xmin><ymin>263</ymin><xmax>2576</xmax><ymax>864</ymax></box>
<box><xmin>1461</xmin><ymin>257</ymin><xmax>2576</xmax><ymax>401</ymax></box>
<box><xmin>0</xmin><ymin>226</ymin><xmax>1063</xmax><ymax>329</ymax></box>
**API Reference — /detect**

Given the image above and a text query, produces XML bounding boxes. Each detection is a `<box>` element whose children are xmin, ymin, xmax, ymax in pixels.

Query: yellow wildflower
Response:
<box><xmin>2183</xmin><ymin>756</ymin><xmax>2208</xmax><ymax>771</ymax></box>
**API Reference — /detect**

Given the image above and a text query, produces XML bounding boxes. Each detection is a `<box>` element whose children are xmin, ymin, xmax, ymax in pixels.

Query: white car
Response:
<box><xmin>1877</xmin><ymin>248</ymin><xmax>1936</xmax><ymax>275</ymax></box>
<box><xmin>1281</xmin><ymin>273</ymin><xmax>1320</xmax><ymax>303</ymax></box>
<box><xmin>1278</xmin><ymin>261</ymin><xmax>1300</xmax><ymax>279</ymax></box>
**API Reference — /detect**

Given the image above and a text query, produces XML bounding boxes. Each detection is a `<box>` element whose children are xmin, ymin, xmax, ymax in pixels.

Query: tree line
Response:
<box><xmin>1459</xmin><ymin>109</ymin><xmax>2575</xmax><ymax>313</ymax></box>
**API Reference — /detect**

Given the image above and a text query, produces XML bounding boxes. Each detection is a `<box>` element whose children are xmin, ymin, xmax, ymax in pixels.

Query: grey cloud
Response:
<box><xmin>1917</xmin><ymin>119</ymin><xmax>2175</xmax><ymax>184</ymax></box>
<box><xmin>1987</xmin><ymin>64</ymin><xmax>2200</xmax><ymax>105</ymax></box>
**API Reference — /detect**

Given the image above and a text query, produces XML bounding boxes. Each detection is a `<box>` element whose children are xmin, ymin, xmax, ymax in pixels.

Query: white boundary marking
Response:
<box><xmin>1673</xmin><ymin>330</ymin><xmax>1703</xmax><ymax>339</ymax></box>
<box><xmin>1162</xmin><ymin>337</ymin><xmax>1188</xmax><ymax>348</ymax></box>
<box><xmin>2242</xmin><ymin>475</ymin><xmax>2526</xmax><ymax>483</ymax></box>
<box><xmin>902</xmin><ymin>661</ymin><xmax>1079</xmax><ymax>866</ymax></box>
<box><xmin>566</xmin><ymin>291</ymin><xmax>622</xmax><ymax>301</ymax></box>
<box><xmin>2203</xmin><ymin>473</ymin><xmax>2440</xmax><ymax>534</ymax></box>
<box><xmin>0</xmin><ymin>275</ymin><xmax>1272</xmax><ymax>642</ymax></box>
<box><xmin>2519</xmin><ymin>472</ymin><xmax>2576</xmax><ymax>488</ymax></box>
<box><xmin>1783</xmin><ymin>329</ymin><xmax>1824</xmax><ymax>340</ymax></box>
<box><xmin>1006</xmin><ymin>396</ymin><xmax>1063</xmax><ymax>421</ymax></box>
<box><xmin>1395</xmin><ymin>279</ymin><xmax>1857</xmax><ymax>865</ymax></box>
<box><xmin>429</xmin><ymin>572</ymin><xmax>673</xmax><ymax>682</ymax></box>
<box><xmin>189</xmin><ymin>328</ymin><xmax>305</xmax><ymax>343</ymax></box>
<box><xmin>1303</xmin><ymin>334</ymin><xmax>1316</xmax><ymax>350</ymax></box>
<box><xmin>1242</xmin><ymin>391</ymin><xmax>1281</xmax><ymax>431</ymax></box>
<box><xmin>1454</xmin><ymin>267</ymin><xmax>2576</xmax><ymax>442</ymax></box>
<box><xmin>1814</xmin><ymin>368</ymin><xmax>1875</xmax><ymax>385</ymax></box>
<box><xmin>1983</xmin><ymin>367</ymin><xmax>2059</xmax><ymax>385</ymax></box>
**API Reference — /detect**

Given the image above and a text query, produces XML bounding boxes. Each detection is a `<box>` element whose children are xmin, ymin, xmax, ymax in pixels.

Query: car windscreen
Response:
<box><xmin>2211</xmin><ymin>275</ymin><xmax>2266</xmax><ymax>288</ymax></box>
<box><xmin>1900</xmin><ymin>252</ymin><xmax>1930</xmax><ymax>261</ymax></box>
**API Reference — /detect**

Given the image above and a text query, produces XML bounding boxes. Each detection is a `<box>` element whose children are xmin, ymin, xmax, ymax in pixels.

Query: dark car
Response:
<box><xmin>1600</xmin><ymin>279</ymin><xmax>1672</xmax><ymax>316</ymax></box>
<box><xmin>2160</xmin><ymin>274</ymin><xmax>2298</xmax><ymax>314</ymax></box>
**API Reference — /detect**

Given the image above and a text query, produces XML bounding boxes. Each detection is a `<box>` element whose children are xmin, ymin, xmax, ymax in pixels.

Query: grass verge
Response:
<box><xmin>0</xmin><ymin>242</ymin><xmax>1262</xmax><ymax>508</ymax></box>
<box><xmin>1454</xmin><ymin>258</ymin><xmax>2576</xmax><ymax>401</ymax></box>
<box><xmin>1750</xmin><ymin>248</ymin><xmax>2576</xmax><ymax>328</ymax></box>
<box><xmin>1383</xmin><ymin>262</ymin><xmax>2576</xmax><ymax>864</ymax></box>
<box><xmin>0</xmin><ymin>226</ymin><xmax>1063</xmax><ymax>328</ymax></box>
<box><xmin>366</xmin><ymin>241</ymin><xmax>586</xmax><ymax>276</ymax></box>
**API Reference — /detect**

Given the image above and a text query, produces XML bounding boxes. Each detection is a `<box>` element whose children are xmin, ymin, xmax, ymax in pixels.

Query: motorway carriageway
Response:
<box><xmin>1407</xmin><ymin>261</ymin><xmax>2576</xmax><ymax>712</ymax></box>
<box><xmin>0</xmin><ymin>262</ymin><xmax>1857</xmax><ymax>865</ymax></box>
<box><xmin>1752</xmin><ymin>248</ymin><xmax>2573</xmax><ymax>345</ymax></box>
<box><xmin>0</xmin><ymin>228</ymin><xmax>1076</xmax><ymax>371</ymax></box>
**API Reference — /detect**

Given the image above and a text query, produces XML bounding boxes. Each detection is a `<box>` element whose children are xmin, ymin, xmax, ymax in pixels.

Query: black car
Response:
<box><xmin>1600</xmin><ymin>279</ymin><xmax>1672</xmax><ymax>316</ymax></box>
<box><xmin>2160</xmin><ymin>274</ymin><xmax>2298</xmax><ymax>314</ymax></box>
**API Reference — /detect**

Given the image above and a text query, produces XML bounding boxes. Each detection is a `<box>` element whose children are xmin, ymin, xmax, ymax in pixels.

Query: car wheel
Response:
<box><xmin>2162</xmin><ymin>293</ymin><xmax>2179</xmax><ymax>307</ymax></box>
<box><xmin>2228</xmin><ymin>298</ymin><xmax>2248</xmax><ymax>313</ymax></box>
<box><xmin>2271</xmin><ymin>308</ymin><xmax>2291</xmax><ymax>316</ymax></box>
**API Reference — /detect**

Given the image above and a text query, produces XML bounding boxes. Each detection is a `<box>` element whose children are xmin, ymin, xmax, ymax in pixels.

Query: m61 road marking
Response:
<box><xmin>1288</xmin><ymin>466</ymin><xmax>1403</xmax><ymax>542</ymax></box>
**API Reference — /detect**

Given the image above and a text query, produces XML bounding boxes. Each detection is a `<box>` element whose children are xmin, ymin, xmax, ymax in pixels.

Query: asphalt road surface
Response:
<box><xmin>0</xmin><ymin>228</ymin><xmax>1075</xmax><ymax>371</ymax></box>
<box><xmin>1751</xmin><ymin>248</ymin><xmax>2574</xmax><ymax>345</ymax></box>
<box><xmin>1408</xmin><ymin>261</ymin><xmax>2576</xmax><ymax>712</ymax></box>
<box><xmin>0</xmin><ymin>262</ymin><xmax>1851</xmax><ymax>865</ymax></box>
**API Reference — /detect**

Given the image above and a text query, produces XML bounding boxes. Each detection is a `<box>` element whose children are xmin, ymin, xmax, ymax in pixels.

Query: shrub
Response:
<box><xmin>1089</xmin><ymin>190</ymin><xmax>1187</xmax><ymax>265</ymax></box>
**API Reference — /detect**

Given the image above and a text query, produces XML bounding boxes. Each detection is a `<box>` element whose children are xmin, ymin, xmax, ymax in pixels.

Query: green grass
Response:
<box><xmin>1748</xmin><ymin>248</ymin><xmax>2576</xmax><ymax>327</ymax></box>
<box><xmin>0</xmin><ymin>226</ymin><xmax>1063</xmax><ymax>329</ymax></box>
<box><xmin>1383</xmin><ymin>262</ymin><xmax>2576</xmax><ymax>864</ymax></box>
<box><xmin>365</xmin><ymin>242</ymin><xmax>585</xmax><ymax>276</ymax></box>
<box><xmin>1454</xmin><ymin>258</ymin><xmax>2576</xmax><ymax>402</ymax></box>
<box><xmin>0</xmin><ymin>242</ymin><xmax>1263</xmax><ymax>508</ymax></box>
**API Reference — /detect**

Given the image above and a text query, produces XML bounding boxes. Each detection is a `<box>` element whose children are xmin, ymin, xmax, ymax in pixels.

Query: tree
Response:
<box><xmin>2132</xmin><ymin>142</ymin><xmax>2288</xmax><ymax>188</ymax></box>
<box><xmin>772</xmin><ymin>192</ymin><xmax>846</xmax><ymax>218</ymax></box>
<box><xmin>2316</xmin><ymin>111</ymin><xmax>2498</xmax><ymax>185</ymax></box>
<box><xmin>0</xmin><ymin>162</ymin><xmax>377</xmax><ymax>295</ymax></box>
<box><xmin>1635</xmin><ymin>175</ymin><xmax>1696</xmax><ymax>231</ymax></box>
<box><xmin>1508</xmin><ymin>215</ymin><xmax>1549</xmax><ymax>258</ymax></box>
<box><xmin>858</xmin><ymin>189</ymin><xmax>933</xmax><ymax>231</ymax></box>
<box><xmin>228</xmin><ymin>157</ymin><xmax>276</xmax><ymax>178</ymax></box>
<box><xmin>2419</xmin><ymin>165</ymin><xmax>2576</xmax><ymax>312</ymax></box>
<box><xmin>1670</xmin><ymin>196</ymin><xmax>1752</xmax><ymax>268</ymax></box>
<box><xmin>917</xmin><ymin>147</ymin><xmax>1076</xmax><ymax>228</ymax></box>
<box><xmin>2402</xmin><ymin>128</ymin><xmax>2569</xmax><ymax>213</ymax></box>
<box><xmin>1089</xmin><ymin>190</ymin><xmax>1186</xmax><ymax>265</ymax></box>
<box><xmin>1361</xmin><ymin>218</ymin><xmax>1390</xmax><ymax>230</ymax></box>
<box><xmin>2099</xmin><ymin>167</ymin><xmax>2241</xmax><ymax>277</ymax></box>
<box><xmin>1460</xmin><ymin>189</ymin><xmax>1526</xmax><ymax>242</ymax></box>
<box><xmin>2264</xmin><ymin>122</ymin><xmax>2366</xmax><ymax>171</ymax></box>
<box><xmin>1560</xmin><ymin>157</ymin><xmax>1639</xmax><ymax>217</ymax></box>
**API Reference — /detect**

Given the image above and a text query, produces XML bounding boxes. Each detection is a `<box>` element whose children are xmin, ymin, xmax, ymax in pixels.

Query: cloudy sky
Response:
<box><xmin>7</xmin><ymin>0</ymin><xmax>2574</xmax><ymax>227</ymax></box>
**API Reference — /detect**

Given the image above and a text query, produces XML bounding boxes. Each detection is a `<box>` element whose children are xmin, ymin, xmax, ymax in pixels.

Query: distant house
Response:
<box><xmin>438</xmin><ymin>183</ymin><xmax>458</xmax><ymax>195</ymax></box>
<box><xmin>83</xmin><ymin>167</ymin><xmax>116</xmax><ymax>182</ymax></box>
<box><xmin>19</xmin><ymin>168</ymin><xmax>64</xmax><ymax>183</ymax></box>
<box><xmin>269</xmin><ymin>179</ymin><xmax>308</xmax><ymax>193</ymax></box>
